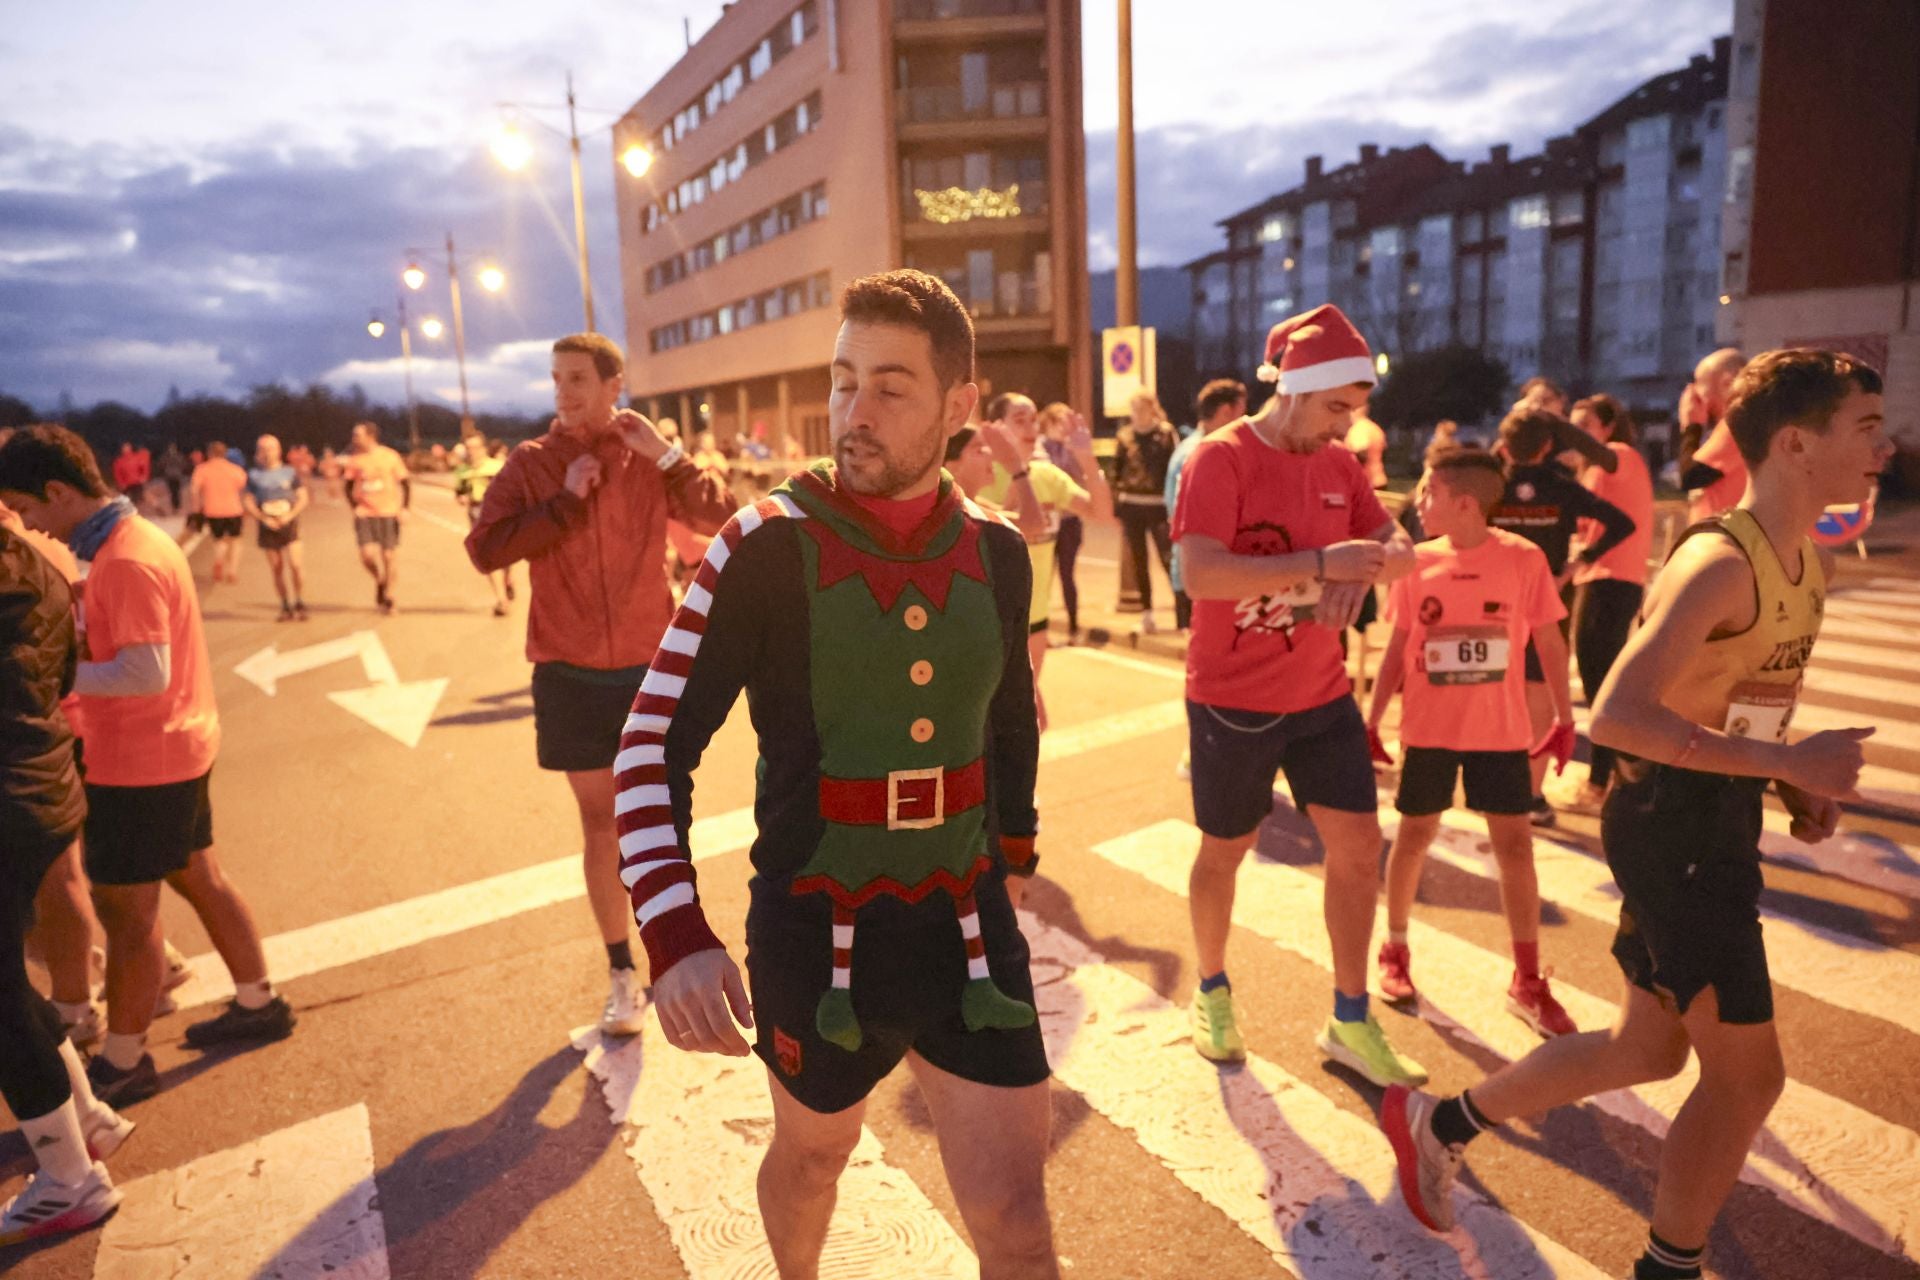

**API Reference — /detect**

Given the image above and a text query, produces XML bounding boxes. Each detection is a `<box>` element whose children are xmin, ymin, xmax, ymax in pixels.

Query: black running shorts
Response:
<box><xmin>1186</xmin><ymin>694</ymin><xmax>1378</xmax><ymax>838</ymax></box>
<box><xmin>206</xmin><ymin>516</ymin><xmax>243</xmax><ymax>540</ymax></box>
<box><xmin>1395</xmin><ymin>747</ymin><xmax>1533</xmax><ymax>816</ymax></box>
<box><xmin>258</xmin><ymin>519</ymin><xmax>300</xmax><ymax>551</ymax></box>
<box><xmin>745</xmin><ymin>879</ymin><xmax>1050</xmax><ymax>1114</ymax></box>
<box><xmin>354</xmin><ymin>516</ymin><xmax>401</xmax><ymax>551</ymax></box>
<box><xmin>1603</xmin><ymin>760</ymin><xmax>1773</xmax><ymax>1024</ymax></box>
<box><xmin>83</xmin><ymin>770</ymin><xmax>213</xmax><ymax>886</ymax></box>
<box><xmin>531</xmin><ymin>662</ymin><xmax>648</xmax><ymax>773</ymax></box>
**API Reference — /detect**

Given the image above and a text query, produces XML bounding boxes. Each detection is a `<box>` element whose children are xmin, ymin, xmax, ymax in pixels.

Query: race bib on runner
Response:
<box><xmin>1424</xmin><ymin>624</ymin><xmax>1509</xmax><ymax>686</ymax></box>
<box><xmin>262</xmin><ymin>498</ymin><xmax>293</xmax><ymax>518</ymax></box>
<box><xmin>1723</xmin><ymin>680</ymin><xmax>1797</xmax><ymax>742</ymax></box>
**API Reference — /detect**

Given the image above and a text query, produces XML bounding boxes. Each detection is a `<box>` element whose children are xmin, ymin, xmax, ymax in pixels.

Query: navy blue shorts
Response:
<box><xmin>1187</xmin><ymin>695</ymin><xmax>1377</xmax><ymax>838</ymax></box>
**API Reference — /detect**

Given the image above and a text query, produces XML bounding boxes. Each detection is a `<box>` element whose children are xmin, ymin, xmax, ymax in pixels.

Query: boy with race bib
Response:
<box><xmin>1365</xmin><ymin>446</ymin><xmax>1577</xmax><ymax>1038</ymax></box>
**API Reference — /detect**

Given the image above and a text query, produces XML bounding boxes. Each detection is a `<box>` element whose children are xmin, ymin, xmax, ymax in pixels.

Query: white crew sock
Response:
<box><xmin>55</xmin><ymin>1040</ymin><xmax>113</xmax><ymax>1128</ymax></box>
<box><xmin>1389</xmin><ymin>929</ymin><xmax>1410</xmax><ymax>947</ymax></box>
<box><xmin>234</xmin><ymin>980</ymin><xmax>274</xmax><ymax>1010</ymax></box>
<box><xmin>21</xmin><ymin>1101</ymin><xmax>93</xmax><ymax>1185</ymax></box>
<box><xmin>53</xmin><ymin>998</ymin><xmax>93</xmax><ymax>1026</ymax></box>
<box><xmin>100</xmin><ymin>1031</ymin><xmax>145</xmax><ymax>1072</ymax></box>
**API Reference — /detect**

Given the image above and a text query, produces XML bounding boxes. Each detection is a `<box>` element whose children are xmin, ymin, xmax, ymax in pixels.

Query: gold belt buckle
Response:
<box><xmin>887</xmin><ymin>766</ymin><xmax>945</xmax><ymax>831</ymax></box>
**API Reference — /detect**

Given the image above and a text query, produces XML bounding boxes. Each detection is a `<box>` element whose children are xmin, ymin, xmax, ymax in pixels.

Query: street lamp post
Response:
<box><xmin>366</xmin><ymin>295</ymin><xmax>423</xmax><ymax>451</ymax></box>
<box><xmin>402</xmin><ymin>235</ymin><xmax>502</xmax><ymax>430</ymax></box>
<box><xmin>567</xmin><ymin>73</ymin><xmax>596</xmax><ymax>334</ymax></box>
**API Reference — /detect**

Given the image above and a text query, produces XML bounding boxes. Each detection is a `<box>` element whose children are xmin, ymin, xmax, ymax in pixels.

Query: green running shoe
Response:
<box><xmin>1190</xmin><ymin>986</ymin><xmax>1247</xmax><ymax>1062</ymax></box>
<box><xmin>1315</xmin><ymin>1013</ymin><xmax>1428</xmax><ymax>1087</ymax></box>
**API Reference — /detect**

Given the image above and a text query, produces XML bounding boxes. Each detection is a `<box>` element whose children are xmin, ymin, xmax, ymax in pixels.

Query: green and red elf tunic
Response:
<box><xmin>614</xmin><ymin>461</ymin><xmax>1041</xmax><ymax>1051</ymax></box>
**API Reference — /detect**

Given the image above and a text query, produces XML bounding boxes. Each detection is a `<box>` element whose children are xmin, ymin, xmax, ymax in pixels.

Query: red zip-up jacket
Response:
<box><xmin>466</xmin><ymin>422</ymin><xmax>735</xmax><ymax>671</ymax></box>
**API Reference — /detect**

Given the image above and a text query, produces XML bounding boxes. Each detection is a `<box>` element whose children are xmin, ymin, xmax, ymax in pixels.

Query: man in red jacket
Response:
<box><xmin>467</xmin><ymin>333</ymin><xmax>733</xmax><ymax>1036</ymax></box>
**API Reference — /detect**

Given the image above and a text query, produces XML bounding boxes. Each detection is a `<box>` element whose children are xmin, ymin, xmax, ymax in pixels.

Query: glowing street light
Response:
<box><xmin>402</xmin><ymin>262</ymin><xmax>427</xmax><ymax>291</ymax></box>
<box><xmin>1375</xmin><ymin>352</ymin><xmax>1392</xmax><ymax>378</ymax></box>
<box><xmin>490</xmin><ymin>124</ymin><xmax>533</xmax><ymax>172</ymax></box>
<box><xmin>477</xmin><ymin>264</ymin><xmax>506</xmax><ymax>293</ymax></box>
<box><xmin>620</xmin><ymin>143</ymin><xmax>653</xmax><ymax>178</ymax></box>
<box><xmin>420</xmin><ymin>317</ymin><xmax>445</xmax><ymax>340</ymax></box>
<box><xmin>364</xmin><ymin>296</ymin><xmax>421</xmax><ymax>450</ymax></box>
<box><xmin>366</xmin><ymin>315</ymin><xmax>386</xmax><ymax>339</ymax></box>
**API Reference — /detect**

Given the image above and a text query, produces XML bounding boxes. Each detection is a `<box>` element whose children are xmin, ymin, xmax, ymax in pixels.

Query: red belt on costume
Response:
<box><xmin>818</xmin><ymin>758</ymin><xmax>985</xmax><ymax>831</ymax></box>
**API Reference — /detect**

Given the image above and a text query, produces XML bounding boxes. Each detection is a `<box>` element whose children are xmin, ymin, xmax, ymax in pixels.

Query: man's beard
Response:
<box><xmin>834</xmin><ymin>416</ymin><xmax>944</xmax><ymax>497</ymax></box>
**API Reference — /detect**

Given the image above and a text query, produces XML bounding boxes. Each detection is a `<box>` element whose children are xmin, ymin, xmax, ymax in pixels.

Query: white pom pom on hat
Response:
<box><xmin>1260</xmin><ymin>304</ymin><xmax>1377</xmax><ymax>395</ymax></box>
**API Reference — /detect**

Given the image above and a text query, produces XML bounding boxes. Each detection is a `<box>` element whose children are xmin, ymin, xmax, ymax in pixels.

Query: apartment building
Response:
<box><xmin>1189</xmin><ymin>39</ymin><xmax>1732</xmax><ymax>413</ymax></box>
<box><xmin>613</xmin><ymin>0</ymin><xmax>1089</xmax><ymax>454</ymax></box>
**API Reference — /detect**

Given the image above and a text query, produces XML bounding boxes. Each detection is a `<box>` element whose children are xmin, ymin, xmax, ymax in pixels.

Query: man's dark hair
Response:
<box><xmin>0</xmin><ymin>424</ymin><xmax>111</xmax><ymax>500</ymax></box>
<box><xmin>1725</xmin><ymin>348</ymin><xmax>1883</xmax><ymax>466</ymax></box>
<box><xmin>944</xmin><ymin>424</ymin><xmax>978</xmax><ymax>463</ymax></box>
<box><xmin>1497</xmin><ymin>407</ymin><xmax>1562</xmax><ymax>464</ymax></box>
<box><xmin>554</xmin><ymin>332</ymin><xmax>625</xmax><ymax>381</ymax></box>
<box><xmin>355</xmin><ymin>420</ymin><xmax>380</xmax><ymax>440</ymax></box>
<box><xmin>1572</xmin><ymin>393</ymin><xmax>1635</xmax><ymax>447</ymax></box>
<box><xmin>841</xmin><ymin>269</ymin><xmax>975</xmax><ymax>390</ymax></box>
<box><xmin>1518</xmin><ymin>376</ymin><xmax>1565</xmax><ymax>405</ymax></box>
<box><xmin>1426</xmin><ymin>444</ymin><xmax>1507</xmax><ymax>515</ymax></box>
<box><xmin>207</xmin><ymin>439</ymin><xmax>226</xmax><ymax>458</ymax></box>
<box><xmin>1196</xmin><ymin>378</ymin><xmax>1247</xmax><ymax>422</ymax></box>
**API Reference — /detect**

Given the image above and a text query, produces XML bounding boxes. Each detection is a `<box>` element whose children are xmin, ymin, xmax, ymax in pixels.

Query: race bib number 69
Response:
<box><xmin>1424</xmin><ymin>624</ymin><xmax>1510</xmax><ymax>686</ymax></box>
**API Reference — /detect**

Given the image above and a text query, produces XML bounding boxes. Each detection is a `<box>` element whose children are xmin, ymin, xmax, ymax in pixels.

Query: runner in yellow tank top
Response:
<box><xmin>1382</xmin><ymin>349</ymin><xmax>1891</xmax><ymax>1280</ymax></box>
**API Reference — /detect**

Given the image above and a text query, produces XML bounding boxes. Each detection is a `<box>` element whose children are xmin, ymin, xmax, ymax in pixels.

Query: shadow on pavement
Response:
<box><xmin>433</xmin><ymin>685</ymin><xmax>534</xmax><ymax>728</ymax></box>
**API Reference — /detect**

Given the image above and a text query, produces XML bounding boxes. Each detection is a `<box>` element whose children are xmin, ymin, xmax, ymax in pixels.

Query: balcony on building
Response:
<box><xmin>896</xmin><ymin>43</ymin><xmax>1048</xmax><ymax>142</ymax></box>
<box><xmin>906</xmin><ymin>239</ymin><xmax>1054</xmax><ymax>335</ymax></box>
<box><xmin>895</xmin><ymin>0</ymin><xmax>1047</xmax><ymax>44</ymax></box>
<box><xmin>899</xmin><ymin>145</ymin><xmax>1050</xmax><ymax>241</ymax></box>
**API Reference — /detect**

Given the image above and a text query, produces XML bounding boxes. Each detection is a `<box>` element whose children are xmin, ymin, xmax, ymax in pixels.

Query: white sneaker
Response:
<box><xmin>83</xmin><ymin>1106</ymin><xmax>136</xmax><ymax>1162</ymax></box>
<box><xmin>59</xmin><ymin>1001</ymin><xmax>104</xmax><ymax>1049</ymax></box>
<box><xmin>0</xmin><ymin>1162</ymin><xmax>121</xmax><ymax>1246</ymax></box>
<box><xmin>600</xmin><ymin>968</ymin><xmax>647</xmax><ymax>1037</ymax></box>
<box><xmin>162</xmin><ymin>942</ymin><xmax>193</xmax><ymax>992</ymax></box>
<box><xmin>1140</xmin><ymin>612</ymin><xmax>1160</xmax><ymax>635</ymax></box>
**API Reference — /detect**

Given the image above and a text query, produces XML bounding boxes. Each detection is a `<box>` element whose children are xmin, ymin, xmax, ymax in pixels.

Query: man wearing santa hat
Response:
<box><xmin>1171</xmin><ymin>303</ymin><xmax>1426</xmax><ymax>1086</ymax></box>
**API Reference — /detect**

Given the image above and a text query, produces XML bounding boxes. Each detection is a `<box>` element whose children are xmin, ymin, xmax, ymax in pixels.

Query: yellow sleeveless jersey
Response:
<box><xmin>1666</xmin><ymin>508</ymin><xmax>1824</xmax><ymax>741</ymax></box>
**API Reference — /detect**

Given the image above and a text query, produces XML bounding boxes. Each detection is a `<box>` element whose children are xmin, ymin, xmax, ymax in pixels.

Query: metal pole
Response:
<box><xmin>398</xmin><ymin>294</ymin><xmax>421</xmax><ymax>450</ymax></box>
<box><xmin>568</xmin><ymin>72</ymin><xmax>597</xmax><ymax>332</ymax></box>
<box><xmin>1115</xmin><ymin>0</ymin><xmax>1139</xmax><ymax>329</ymax></box>
<box><xmin>446</xmin><ymin>231</ymin><xmax>472</xmax><ymax>426</ymax></box>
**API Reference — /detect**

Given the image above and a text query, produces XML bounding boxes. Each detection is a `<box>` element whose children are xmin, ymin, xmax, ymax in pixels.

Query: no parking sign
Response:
<box><xmin>1812</xmin><ymin>488</ymin><xmax>1876</xmax><ymax>548</ymax></box>
<box><xmin>1101</xmin><ymin>325</ymin><xmax>1157</xmax><ymax>418</ymax></box>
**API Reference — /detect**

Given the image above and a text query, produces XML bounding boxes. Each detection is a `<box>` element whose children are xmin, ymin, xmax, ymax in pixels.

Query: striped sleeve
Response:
<box><xmin>613</xmin><ymin>495</ymin><xmax>798</xmax><ymax>980</ymax></box>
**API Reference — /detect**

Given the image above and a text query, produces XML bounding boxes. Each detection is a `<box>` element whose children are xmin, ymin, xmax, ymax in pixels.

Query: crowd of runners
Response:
<box><xmin>0</xmin><ymin>267</ymin><xmax>1891</xmax><ymax>1280</ymax></box>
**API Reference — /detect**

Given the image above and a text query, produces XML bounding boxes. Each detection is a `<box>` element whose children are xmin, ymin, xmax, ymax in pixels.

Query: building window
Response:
<box><xmin>651</xmin><ymin>2</ymin><xmax>819</xmax><ymax>155</ymax></box>
<box><xmin>650</xmin><ymin>270</ymin><xmax>834</xmax><ymax>353</ymax></box>
<box><xmin>639</xmin><ymin>92</ymin><xmax>824</xmax><ymax>235</ymax></box>
<box><xmin>644</xmin><ymin>182</ymin><xmax>829</xmax><ymax>292</ymax></box>
<box><xmin>1510</xmin><ymin>195</ymin><xmax>1550</xmax><ymax>230</ymax></box>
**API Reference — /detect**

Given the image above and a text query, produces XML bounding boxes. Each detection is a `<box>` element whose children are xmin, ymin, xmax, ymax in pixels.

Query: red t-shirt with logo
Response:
<box><xmin>1385</xmin><ymin>529</ymin><xmax>1565</xmax><ymax>752</ymax></box>
<box><xmin>1172</xmin><ymin>419</ymin><xmax>1390</xmax><ymax>713</ymax></box>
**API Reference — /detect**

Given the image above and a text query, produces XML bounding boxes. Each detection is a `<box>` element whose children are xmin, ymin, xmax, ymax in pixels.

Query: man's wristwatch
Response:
<box><xmin>655</xmin><ymin>442</ymin><xmax>685</xmax><ymax>471</ymax></box>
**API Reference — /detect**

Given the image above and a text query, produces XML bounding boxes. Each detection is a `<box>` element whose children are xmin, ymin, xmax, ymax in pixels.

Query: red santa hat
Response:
<box><xmin>1255</xmin><ymin>303</ymin><xmax>1378</xmax><ymax>394</ymax></box>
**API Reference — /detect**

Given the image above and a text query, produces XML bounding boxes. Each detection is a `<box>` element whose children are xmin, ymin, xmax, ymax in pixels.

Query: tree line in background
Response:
<box><xmin>0</xmin><ymin>385</ymin><xmax>553</xmax><ymax>459</ymax></box>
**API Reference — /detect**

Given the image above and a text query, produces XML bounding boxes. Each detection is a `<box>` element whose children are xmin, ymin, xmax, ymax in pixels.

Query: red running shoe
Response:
<box><xmin>1378</xmin><ymin>941</ymin><xmax>1418</xmax><ymax>1003</ymax></box>
<box><xmin>1508</xmin><ymin>970</ymin><xmax>1577</xmax><ymax>1037</ymax></box>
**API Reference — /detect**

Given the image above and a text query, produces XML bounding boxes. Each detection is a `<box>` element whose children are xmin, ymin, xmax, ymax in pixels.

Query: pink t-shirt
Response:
<box><xmin>1386</xmin><ymin>529</ymin><xmax>1565</xmax><ymax>752</ymax></box>
<box><xmin>1576</xmin><ymin>442</ymin><xmax>1654</xmax><ymax>586</ymax></box>
<box><xmin>1688</xmin><ymin>421</ymin><xmax>1748</xmax><ymax>523</ymax></box>
<box><xmin>1172</xmin><ymin>419</ymin><xmax>1389</xmax><ymax>713</ymax></box>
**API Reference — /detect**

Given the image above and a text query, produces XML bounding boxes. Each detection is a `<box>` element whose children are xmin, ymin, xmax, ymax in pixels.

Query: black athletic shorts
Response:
<box><xmin>745</xmin><ymin>878</ymin><xmax>1050</xmax><ymax>1114</ymax></box>
<box><xmin>206</xmin><ymin>516</ymin><xmax>243</xmax><ymax>540</ymax></box>
<box><xmin>1187</xmin><ymin>694</ymin><xmax>1377</xmax><ymax>838</ymax></box>
<box><xmin>83</xmin><ymin>770</ymin><xmax>213</xmax><ymax>886</ymax></box>
<box><xmin>1603</xmin><ymin>760</ymin><xmax>1773</xmax><ymax>1024</ymax></box>
<box><xmin>1395</xmin><ymin>747</ymin><xmax>1533</xmax><ymax>816</ymax></box>
<box><xmin>354</xmin><ymin>516</ymin><xmax>401</xmax><ymax>551</ymax></box>
<box><xmin>258</xmin><ymin>519</ymin><xmax>300</xmax><ymax>551</ymax></box>
<box><xmin>531</xmin><ymin>662</ymin><xmax>648</xmax><ymax>772</ymax></box>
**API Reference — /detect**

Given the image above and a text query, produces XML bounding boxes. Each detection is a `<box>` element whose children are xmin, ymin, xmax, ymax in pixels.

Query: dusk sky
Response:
<box><xmin>0</xmin><ymin>0</ymin><xmax>1729</xmax><ymax>416</ymax></box>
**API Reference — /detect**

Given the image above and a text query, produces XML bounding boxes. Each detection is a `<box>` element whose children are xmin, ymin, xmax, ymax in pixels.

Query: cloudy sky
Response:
<box><xmin>0</xmin><ymin>0</ymin><xmax>1729</xmax><ymax>415</ymax></box>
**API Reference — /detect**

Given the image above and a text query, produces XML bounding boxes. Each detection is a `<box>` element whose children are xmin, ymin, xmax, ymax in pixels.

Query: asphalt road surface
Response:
<box><xmin>7</xmin><ymin>481</ymin><xmax>1920</xmax><ymax>1279</ymax></box>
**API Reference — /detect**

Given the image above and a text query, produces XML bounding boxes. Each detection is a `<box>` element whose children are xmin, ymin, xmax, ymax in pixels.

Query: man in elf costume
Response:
<box><xmin>614</xmin><ymin>270</ymin><xmax>1058</xmax><ymax>1278</ymax></box>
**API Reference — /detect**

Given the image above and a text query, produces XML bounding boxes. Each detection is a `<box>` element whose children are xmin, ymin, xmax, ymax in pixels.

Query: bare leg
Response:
<box><xmin>265</xmin><ymin>547</ymin><xmax>289</xmax><ymax>604</ymax></box>
<box><xmin>1469</xmin><ymin>980</ymin><xmax>1689</xmax><ymax>1124</ymax></box>
<box><xmin>357</xmin><ymin>543</ymin><xmax>383</xmax><ymax>586</ymax></box>
<box><xmin>908</xmin><ymin>1052</ymin><xmax>1058</xmax><ymax>1279</ymax></box>
<box><xmin>381</xmin><ymin>547</ymin><xmax>399</xmax><ymax>601</ymax></box>
<box><xmin>92</xmin><ymin>883</ymin><xmax>165</xmax><ymax>1037</ymax></box>
<box><xmin>164</xmin><ymin>846</ymin><xmax>267</xmax><ymax>985</ymax></box>
<box><xmin>567</xmin><ymin>769</ymin><xmax>630</xmax><ymax>947</ymax></box>
<box><xmin>286</xmin><ymin>541</ymin><xmax>305</xmax><ymax>600</ymax></box>
<box><xmin>1650</xmin><ymin>989</ymin><xmax>1785</xmax><ymax>1251</ymax></box>
<box><xmin>1525</xmin><ymin>681</ymin><xmax>1554</xmax><ymax>797</ymax></box>
<box><xmin>1311</xmin><ymin>805</ymin><xmax>1386</xmax><ymax>999</ymax></box>
<box><xmin>759</xmin><ymin>1070</ymin><xmax>864</xmax><ymax>1280</ymax></box>
<box><xmin>1484</xmin><ymin>813</ymin><xmax>1541</xmax><ymax>946</ymax></box>
<box><xmin>1190</xmin><ymin>830</ymin><xmax>1256</xmax><ymax>977</ymax></box>
<box><xmin>1383</xmin><ymin>812</ymin><xmax>1442</xmax><ymax>935</ymax></box>
<box><xmin>30</xmin><ymin>843</ymin><xmax>96</xmax><ymax>1005</ymax></box>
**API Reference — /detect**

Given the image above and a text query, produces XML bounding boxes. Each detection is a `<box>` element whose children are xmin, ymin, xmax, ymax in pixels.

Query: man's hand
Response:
<box><xmin>1065</xmin><ymin>414</ymin><xmax>1096</xmax><ymax>463</ymax></box>
<box><xmin>653</xmin><ymin>948</ymin><xmax>754</xmax><ymax>1056</ymax></box>
<box><xmin>1316</xmin><ymin>580</ymin><xmax>1371</xmax><ymax>631</ymax></box>
<box><xmin>1778</xmin><ymin>781</ymin><xmax>1842</xmax><ymax>845</ymax></box>
<box><xmin>616</xmin><ymin>409</ymin><xmax>672</xmax><ymax>463</ymax></box>
<box><xmin>1321</xmin><ymin>539</ymin><xmax>1387</xmax><ymax>582</ymax></box>
<box><xmin>1782</xmin><ymin>726</ymin><xmax>1873</xmax><ymax>800</ymax></box>
<box><xmin>1530</xmin><ymin>720</ymin><xmax>1578</xmax><ymax>775</ymax></box>
<box><xmin>980</xmin><ymin>420</ymin><xmax>1029</xmax><ymax>474</ymax></box>
<box><xmin>1367</xmin><ymin>725</ymin><xmax>1395</xmax><ymax>767</ymax></box>
<box><xmin>564</xmin><ymin>454</ymin><xmax>604</xmax><ymax>499</ymax></box>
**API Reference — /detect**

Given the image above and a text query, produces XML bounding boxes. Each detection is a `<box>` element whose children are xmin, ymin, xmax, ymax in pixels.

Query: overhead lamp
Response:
<box><xmin>420</xmin><ymin>317</ymin><xmax>445</xmax><ymax>339</ymax></box>
<box><xmin>403</xmin><ymin>262</ymin><xmax>427</xmax><ymax>291</ymax></box>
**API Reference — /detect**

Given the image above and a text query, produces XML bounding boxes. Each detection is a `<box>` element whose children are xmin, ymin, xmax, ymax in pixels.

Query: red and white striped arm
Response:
<box><xmin>613</xmin><ymin>494</ymin><xmax>803</xmax><ymax>980</ymax></box>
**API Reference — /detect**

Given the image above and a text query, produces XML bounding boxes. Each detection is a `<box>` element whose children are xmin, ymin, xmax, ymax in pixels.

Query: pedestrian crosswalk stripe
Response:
<box><xmin>1025</xmin><ymin>913</ymin><xmax>1613</xmax><ymax>1279</ymax></box>
<box><xmin>1088</xmin><ymin>820</ymin><xmax>1920</xmax><ymax>1258</ymax></box>
<box><xmin>166</xmin><ymin>699</ymin><xmax>1189</xmax><ymax>1012</ymax></box>
<box><xmin>574</xmin><ymin>1024</ymin><xmax>976</xmax><ymax>1279</ymax></box>
<box><xmin>1792</xmin><ymin>700</ymin><xmax>1920</xmax><ymax>754</ymax></box>
<box><xmin>1811</xmin><ymin>636</ymin><xmax>1920</xmax><ymax>668</ymax></box>
<box><xmin>93</xmin><ymin>1104</ymin><xmax>389</xmax><ymax>1279</ymax></box>
<box><xmin>1830</xmin><ymin>588</ymin><xmax>1920</xmax><ymax>610</ymax></box>
<box><xmin>1804</xmin><ymin>665</ymin><xmax>1920</xmax><ymax>711</ymax></box>
<box><xmin>1824</xmin><ymin>599</ymin><xmax>1920</xmax><ymax>627</ymax></box>
<box><xmin>1818</xmin><ymin>614</ymin><xmax>1915</xmax><ymax>644</ymax></box>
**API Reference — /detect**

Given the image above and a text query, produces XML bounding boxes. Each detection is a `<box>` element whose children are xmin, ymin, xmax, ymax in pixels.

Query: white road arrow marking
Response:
<box><xmin>233</xmin><ymin>630</ymin><xmax>442</xmax><ymax>747</ymax></box>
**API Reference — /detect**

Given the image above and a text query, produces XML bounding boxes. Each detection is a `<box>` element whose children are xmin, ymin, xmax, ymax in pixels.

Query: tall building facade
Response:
<box><xmin>1188</xmin><ymin>39</ymin><xmax>1731</xmax><ymax>413</ymax></box>
<box><xmin>613</xmin><ymin>0</ymin><xmax>1089</xmax><ymax>454</ymax></box>
<box><xmin>1719</xmin><ymin>0</ymin><xmax>1919</xmax><ymax>450</ymax></box>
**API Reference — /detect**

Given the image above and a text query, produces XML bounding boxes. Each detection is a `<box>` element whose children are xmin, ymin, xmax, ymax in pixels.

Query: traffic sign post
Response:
<box><xmin>1102</xmin><ymin>325</ymin><xmax>1157</xmax><ymax>420</ymax></box>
